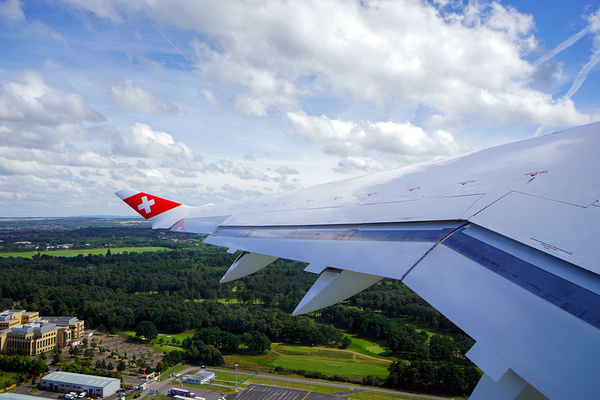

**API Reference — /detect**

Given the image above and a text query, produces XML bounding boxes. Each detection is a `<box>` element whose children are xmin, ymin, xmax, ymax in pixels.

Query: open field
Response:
<box><xmin>345</xmin><ymin>332</ymin><xmax>391</xmax><ymax>357</ymax></box>
<box><xmin>271</xmin><ymin>355</ymin><xmax>389</xmax><ymax>377</ymax></box>
<box><xmin>0</xmin><ymin>247</ymin><xmax>169</xmax><ymax>258</ymax></box>
<box><xmin>345</xmin><ymin>392</ymin><xmax>456</xmax><ymax>400</ymax></box>
<box><xmin>0</xmin><ymin>370</ymin><xmax>17</xmax><ymax>390</ymax></box>
<box><xmin>224</xmin><ymin>343</ymin><xmax>390</xmax><ymax>381</ymax></box>
<box><xmin>154</xmin><ymin>330</ymin><xmax>195</xmax><ymax>344</ymax></box>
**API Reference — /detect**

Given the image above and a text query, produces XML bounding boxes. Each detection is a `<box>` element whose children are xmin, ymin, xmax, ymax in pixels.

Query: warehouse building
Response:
<box><xmin>182</xmin><ymin>370</ymin><xmax>215</xmax><ymax>385</ymax></box>
<box><xmin>40</xmin><ymin>372</ymin><xmax>120</xmax><ymax>398</ymax></box>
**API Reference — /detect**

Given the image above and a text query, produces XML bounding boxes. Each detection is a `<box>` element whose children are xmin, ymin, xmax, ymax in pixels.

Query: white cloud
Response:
<box><xmin>126</xmin><ymin>52</ymin><xmax>164</xmax><ymax>73</ymax></box>
<box><xmin>27</xmin><ymin>20</ymin><xmax>69</xmax><ymax>46</ymax></box>
<box><xmin>199</xmin><ymin>88</ymin><xmax>219</xmax><ymax>105</ymax></box>
<box><xmin>0</xmin><ymin>0</ymin><xmax>24</xmax><ymax>24</ymax></box>
<box><xmin>234</xmin><ymin>94</ymin><xmax>267</xmax><ymax>116</ymax></box>
<box><xmin>43</xmin><ymin>58</ymin><xmax>64</xmax><ymax>69</ymax></box>
<box><xmin>274</xmin><ymin>165</ymin><xmax>298</xmax><ymax>175</ymax></box>
<box><xmin>3</xmin><ymin>0</ymin><xmax>600</xmax><ymax>216</ymax></box>
<box><xmin>0</xmin><ymin>71</ymin><xmax>100</xmax><ymax>124</ymax></box>
<box><xmin>0</xmin><ymin>71</ymin><xmax>101</xmax><ymax>150</ymax></box>
<box><xmin>333</xmin><ymin>156</ymin><xmax>388</xmax><ymax>174</ymax></box>
<box><xmin>112</xmin><ymin>123</ymin><xmax>196</xmax><ymax>159</ymax></box>
<box><xmin>286</xmin><ymin>111</ymin><xmax>469</xmax><ymax>165</ymax></box>
<box><xmin>109</xmin><ymin>79</ymin><xmax>178</xmax><ymax>114</ymax></box>
<box><xmin>61</xmin><ymin>0</ymin><xmax>598</xmax><ymax>131</ymax></box>
<box><xmin>212</xmin><ymin>159</ymin><xmax>270</xmax><ymax>181</ymax></box>
<box><xmin>0</xmin><ymin>158</ymin><xmax>73</xmax><ymax>179</ymax></box>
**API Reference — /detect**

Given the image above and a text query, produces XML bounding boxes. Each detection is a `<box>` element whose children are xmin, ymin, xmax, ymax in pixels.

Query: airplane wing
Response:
<box><xmin>115</xmin><ymin>121</ymin><xmax>600</xmax><ymax>400</ymax></box>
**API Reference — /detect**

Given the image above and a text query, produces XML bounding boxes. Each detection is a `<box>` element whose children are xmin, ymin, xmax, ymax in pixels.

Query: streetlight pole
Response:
<box><xmin>234</xmin><ymin>363</ymin><xmax>239</xmax><ymax>391</ymax></box>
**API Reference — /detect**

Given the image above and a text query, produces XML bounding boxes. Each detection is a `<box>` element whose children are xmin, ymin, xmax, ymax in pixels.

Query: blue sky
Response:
<box><xmin>0</xmin><ymin>0</ymin><xmax>599</xmax><ymax>217</ymax></box>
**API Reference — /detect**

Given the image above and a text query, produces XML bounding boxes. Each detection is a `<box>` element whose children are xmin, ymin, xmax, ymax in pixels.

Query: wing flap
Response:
<box><xmin>402</xmin><ymin>224</ymin><xmax>600</xmax><ymax>400</ymax></box>
<box><xmin>204</xmin><ymin>222</ymin><xmax>463</xmax><ymax>280</ymax></box>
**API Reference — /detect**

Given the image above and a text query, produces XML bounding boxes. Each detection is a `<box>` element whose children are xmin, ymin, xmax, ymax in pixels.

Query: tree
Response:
<box><xmin>135</xmin><ymin>321</ymin><xmax>158</xmax><ymax>342</ymax></box>
<box><xmin>83</xmin><ymin>348</ymin><xmax>95</xmax><ymax>358</ymax></box>
<box><xmin>117</xmin><ymin>360</ymin><xmax>126</xmax><ymax>372</ymax></box>
<box><xmin>242</xmin><ymin>330</ymin><xmax>271</xmax><ymax>353</ymax></box>
<box><xmin>340</xmin><ymin>336</ymin><xmax>352</xmax><ymax>349</ymax></box>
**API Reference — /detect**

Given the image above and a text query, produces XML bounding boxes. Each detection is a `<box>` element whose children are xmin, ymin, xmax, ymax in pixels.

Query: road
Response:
<box><xmin>120</xmin><ymin>367</ymin><xmax>225</xmax><ymax>400</ymax></box>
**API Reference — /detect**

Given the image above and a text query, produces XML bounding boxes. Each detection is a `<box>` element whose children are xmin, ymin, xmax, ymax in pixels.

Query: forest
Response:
<box><xmin>0</xmin><ymin>221</ymin><xmax>481</xmax><ymax>396</ymax></box>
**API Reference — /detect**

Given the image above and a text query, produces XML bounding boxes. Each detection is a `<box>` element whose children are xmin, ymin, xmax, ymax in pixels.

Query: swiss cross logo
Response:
<box><xmin>138</xmin><ymin>196</ymin><xmax>155</xmax><ymax>214</ymax></box>
<box><xmin>123</xmin><ymin>192</ymin><xmax>181</xmax><ymax>219</ymax></box>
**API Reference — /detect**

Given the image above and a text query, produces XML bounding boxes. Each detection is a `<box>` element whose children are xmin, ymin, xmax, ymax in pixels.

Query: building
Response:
<box><xmin>0</xmin><ymin>310</ymin><xmax>41</xmax><ymax>329</ymax></box>
<box><xmin>40</xmin><ymin>371</ymin><xmax>120</xmax><ymax>398</ymax></box>
<box><xmin>0</xmin><ymin>310</ymin><xmax>26</xmax><ymax>330</ymax></box>
<box><xmin>0</xmin><ymin>309</ymin><xmax>84</xmax><ymax>354</ymax></box>
<box><xmin>4</xmin><ymin>321</ymin><xmax>63</xmax><ymax>355</ymax></box>
<box><xmin>182</xmin><ymin>370</ymin><xmax>215</xmax><ymax>385</ymax></box>
<box><xmin>40</xmin><ymin>316</ymin><xmax>85</xmax><ymax>341</ymax></box>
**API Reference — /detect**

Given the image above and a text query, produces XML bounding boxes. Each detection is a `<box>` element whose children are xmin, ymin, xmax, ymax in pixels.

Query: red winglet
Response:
<box><xmin>122</xmin><ymin>192</ymin><xmax>182</xmax><ymax>219</ymax></box>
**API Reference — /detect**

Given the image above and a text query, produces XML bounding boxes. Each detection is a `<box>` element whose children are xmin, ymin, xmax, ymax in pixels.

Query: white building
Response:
<box><xmin>40</xmin><ymin>372</ymin><xmax>120</xmax><ymax>398</ymax></box>
<box><xmin>183</xmin><ymin>370</ymin><xmax>215</xmax><ymax>385</ymax></box>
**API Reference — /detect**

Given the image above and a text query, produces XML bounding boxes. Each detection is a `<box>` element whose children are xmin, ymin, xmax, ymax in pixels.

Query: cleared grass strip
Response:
<box><xmin>0</xmin><ymin>247</ymin><xmax>169</xmax><ymax>258</ymax></box>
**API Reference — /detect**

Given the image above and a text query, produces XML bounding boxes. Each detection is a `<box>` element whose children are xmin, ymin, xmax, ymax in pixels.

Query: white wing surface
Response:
<box><xmin>115</xmin><ymin>122</ymin><xmax>600</xmax><ymax>400</ymax></box>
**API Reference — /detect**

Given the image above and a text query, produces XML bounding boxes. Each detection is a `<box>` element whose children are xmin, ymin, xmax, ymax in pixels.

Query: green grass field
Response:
<box><xmin>0</xmin><ymin>370</ymin><xmax>17</xmax><ymax>389</ymax></box>
<box><xmin>271</xmin><ymin>355</ymin><xmax>389</xmax><ymax>377</ymax></box>
<box><xmin>154</xmin><ymin>330</ymin><xmax>195</xmax><ymax>344</ymax></box>
<box><xmin>334</xmin><ymin>330</ymin><xmax>394</xmax><ymax>360</ymax></box>
<box><xmin>121</xmin><ymin>330</ymin><xmax>195</xmax><ymax>346</ymax></box>
<box><xmin>0</xmin><ymin>247</ymin><xmax>170</xmax><ymax>258</ymax></box>
<box><xmin>347</xmin><ymin>335</ymin><xmax>388</xmax><ymax>356</ymax></box>
<box><xmin>225</xmin><ymin>343</ymin><xmax>390</xmax><ymax>381</ymax></box>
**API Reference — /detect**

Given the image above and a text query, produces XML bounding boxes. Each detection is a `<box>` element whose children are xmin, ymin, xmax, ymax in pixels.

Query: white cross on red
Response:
<box><xmin>138</xmin><ymin>196</ymin><xmax>155</xmax><ymax>214</ymax></box>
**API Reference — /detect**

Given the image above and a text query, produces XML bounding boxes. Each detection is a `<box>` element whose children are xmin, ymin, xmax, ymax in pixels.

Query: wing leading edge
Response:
<box><xmin>115</xmin><ymin>121</ymin><xmax>600</xmax><ymax>400</ymax></box>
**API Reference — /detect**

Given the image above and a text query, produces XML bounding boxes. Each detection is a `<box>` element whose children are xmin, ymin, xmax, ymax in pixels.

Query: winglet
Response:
<box><xmin>116</xmin><ymin>189</ymin><xmax>193</xmax><ymax>229</ymax></box>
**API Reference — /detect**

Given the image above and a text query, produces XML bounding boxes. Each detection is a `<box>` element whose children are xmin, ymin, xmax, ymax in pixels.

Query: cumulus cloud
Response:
<box><xmin>0</xmin><ymin>71</ymin><xmax>101</xmax><ymax>124</ymax></box>
<box><xmin>60</xmin><ymin>0</ymin><xmax>599</xmax><ymax>151</ymax></box>
<box><xmin>274</xmin><ymin>165</ymin><xmax>298</xmax><ymax>175</ymax></box>
<box><xmin>109</xmin><ymin>79</ymin><xmax>178</xmax><ymax>114</ymax></box>
<box><xmin>179</xmin><ymin>0</ymin><xmax>585</xmax><ymax>126</ymax></box>
<box><xmin>286</xmin><ymin>111</ymin><xmax>469</xmax><ymax>164</ymax></box>
<box><xmin>112</xmin><ymin>123</ymin><xmax>195</xmax><ymax>159</ymax></box>
<box><xmin>0</xmin><ymin>158</ymin><xmax>73</xmax><ymax>179</ymax></box>
<box><xmin>0</xmin><ymin>71</ymin><xmax>102</xmax><ymax>150</ymax></box>
<box><xmin>211</xmin><ymin>159</ymin><xmax>270</xmax><ymax>181</ymax></box>
<box><xmin>333</xmin><ymin>157</ymin><xmax>388</xmax><ymax>174</ymax></box>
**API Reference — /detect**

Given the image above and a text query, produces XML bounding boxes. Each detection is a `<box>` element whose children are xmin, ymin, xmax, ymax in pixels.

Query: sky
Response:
<box><xmin>0</xmin><ymin>0</ymin><xmax>599</xmax><ymax>217</ymax></box>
